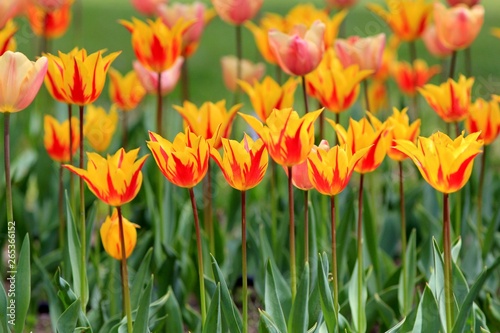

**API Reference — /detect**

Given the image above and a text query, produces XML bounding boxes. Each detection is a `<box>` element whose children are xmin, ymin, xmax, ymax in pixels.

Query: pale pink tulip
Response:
<box><xmin>326</xmin><ymin>0</ymin><xmax>358</xmax><ymax>9</ymax></box>
<box><xmin>334</xmin><ymin>33</ymin><xmax>386</xmax><ymax>73</ymax></box>
<box><xmin>133</xmin><ymin>57</ymin><xmax>183</xmax><ymax>95</ymax></box>
<box><xmin>291</xmin><ymin>139</ymin><xmax>330</xmax><ymax>191</ymax></box>
<box><xmin>0</xmin><ymin>51</ymin><xmax>48</xmax><ymax>113</ymax></box>
<box><xmin>130</xmin><ymin>0</ymin><xmax>167</xmax><ymax>15</ymax></box>
<box><xmin>268</xmin><ymin>20</ymin><xmax>325</xmax><ymax>76</ymax></box>
<box><xmin>221</xmin><ymin>56</ymin><xmax>265</xmax><ymax>92</ymax></box>
<box><xmin>447</xmin><ymin>0</ymin><xmax>480</xmax><ymax>7</ymax></box>
<box><xmin>0</xmin><ymin>0</ymin><xmax>23</xmax><ymax>28</ymax></box>
<box><xmin>434</xmin><ymin>3</ymin><xmax>484</xmax><ymax>50</ymax></box>
<box><xmin>211</xmin><ymin>0</ymin><xmax>263</xmax><ymax>25</ymax></box>
<box><xmin>422</xmin><ymin>24</ymin><xmax>453</xmax><ymax>58</ymax></box>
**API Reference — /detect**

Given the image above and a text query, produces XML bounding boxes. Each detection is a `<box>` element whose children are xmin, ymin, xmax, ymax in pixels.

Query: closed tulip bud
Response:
<box><xmin>422</xmin><ymin>24</ymin><xmax>453</xmax><ymax>58</ymax></box>
<box><xmin>44</xmin><ymin>115</ymin><xmax>80</xmax><ymax>163</ymax></box>
<box><xmin>108</xmin><ymin>68</ymin><xmax>146</xmax><ymax>111</ymax></box>
<box><xmin>221</xmin><ymin>56</ymin><xmax>265</xmax><ymax>92</ymax></box>
<box><xmin>211</xmin><ymin>0</ymin><xmax>263</xmax><ymax>25</ymax></box>
<box><xmin>0</xmin><ymin>0</ymin><xmax>22</xmax><ymax>29</ymax></box>
<box><xmin>27</xmin><ymin>1</ymin><xmax>72</xmax><ymax>39</ymax></box>
<box><xmin>334</xmin><ymin>33</ymin><xmax>386</xmax><ymax>73</ymax></box>
<box><xmin>133</xmin><ymin>59</ymin><xmax>183</xmax><ymax>96</ymax></box>
<box><xmin>392</xmin><ymin>60</ymin><xmax>440</xmax><ymax>96</ymax></box>
<box><xmin>100</xmin><ymin>209</ymin><xmax>139</xmax><ymax>260</ymax></box>
<box><xmin>384</xmin><ymin>108</ymin><xmax>421</xmax><ymax>161</ymax></box>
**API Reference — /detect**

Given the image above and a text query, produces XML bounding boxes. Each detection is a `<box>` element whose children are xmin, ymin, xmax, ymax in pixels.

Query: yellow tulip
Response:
<box><xmin>384</xmin><ymin>108</ymin><xmax>421</xmax><ymax>161</ymax></box>
<box><xmin>466</xmin><ymin>97</ymin><xmax>500</xmax><ymax>145</ymax></box>
<box><xmin>44</xmin><ymin>115</ymin><xmax>80</xmax><ymax>163</ymax></box>
<box><xmin>100</xmin><ymin>209</ymin><xmax>140</xmax><ymax>260</ymax></box>
<box><xmin>84</xmin><ymin>104</ymin><xmax>119</xmax><ymax>152</ymax></box>
<box><xmin>108</xmin><ymin>68</ymin><xmax>146</xmax><ymax>111</ymax></box>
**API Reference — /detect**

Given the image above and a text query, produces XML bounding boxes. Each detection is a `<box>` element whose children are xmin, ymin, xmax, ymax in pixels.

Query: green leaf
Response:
<box><xmin>164</xmin><ymin>288</ymin><xmax>183</xmax><ymax>333</ymax></box>
<box><xmin>34</xmin><ymin>258</ymin><xmax>62</xmax><ymax>332</ymax></box>
<box><xmin>0</xmin><ymin>281</ymin><xmax>9</xmax><ymax>333</ymax></box>
<box><xmin>452</xmin><ymin>256</ymin><xmax>500</xmax><ymax>333</ymax></box>
<box><xmin>373</xmin><ymin>294</ymin><xmax>397</xmax><ymax>328</ymax></box>
<box><xmin>363</xmin><ymin>190</ymin><xmax>381</xmax><ymax>289</ymax></box>
<box><xmin>259</xmin><ymin>310</ymin><xmax>284</xmax><ymax>333</ymax></box>
<box><xmin>133</xmin><ymin>275</ymin><xmax>153</xmax><ymax>333</ymax></box>
<box><xmin>317</xmin><ymin>253</ymin><xmax>337</xmax><ymax>333</ymax></box>
<box><xmin>288</xmin><ymin>263</ymin><xmax>310</xmax><ymax>333</ymax></box>
<box><xmin>451</xmin><ymin>238</ymin><xmax>461</xmax><ymax>263</ymax></box>
<box><xmin>429</xmin><ymin>238</ymin><xmax>448</xmax><ymax>330</ymax></box>
<box><xmin>57</xmin><ymin>299</ymin><xmax>81</xmax><ymax>333</ymax></box>
<box><xmin>482</xmin><ymin>211</ymin><xmax>500</xmax><ymax>259</ymax></box>
<box><xmin>211</xmin><ymin>255</ymin><xmax>243</xmax><ymax>333</ymax></box>
<box><xmin>385</xmin><ymin>317</ymin><xmax>406</xmax><ymax>333</ymax></box>
<box><xmin>264</xmin><ymin>261</ymin><xmax>287</xmax><ymax>333</ymax></box>
<box><xmin>131</xmin><ymin>248</ymin><xmax>153</xmax><ymax>310</ymax></box>
<box><xmin>203</xmin><ymin>284</ymin><xmax>222</xmax><ymax>333</ymax></box>
<box><xmin>14</xmin><ymin>234</ymin><xmax>30</xmax><ymax>333</ymax></box>
<box><xmin>348</xmin><ymin>260</ymin><xmax>366</xmax><ymax>333</ymax></box>
<box><xmin>398</xmin><ymin>230</ymin><xmax>416</xmax><ymax>316</ymax></box>
<box><xmin>412</xmin><ymin>285</ymin><xmax>442</xmax><ymax>333</ymax></box>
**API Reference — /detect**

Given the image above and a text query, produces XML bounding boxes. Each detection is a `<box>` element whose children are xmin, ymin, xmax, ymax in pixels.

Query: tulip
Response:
<box><xmin>0</xmin><ymin>0</ymin><xmax>22</xmax><ymax>29</ymax></box>
<box><xmin>367</xmin><ymin>80</ymin><xmax>389</xmax><ymax>114</ymax></box>
<box><xmin>368</xmin><ymin>0</ymin><xmax>433</xmax><ymax>42</ymax></box>
<box><xmin>27</xmin><ymin>1</ymin><xmax>72</xmax><ymax>39</ymax></box>
<box><xmin>133</xmin><ymin>58</ymin><xmax>183</xmax><ymax>96</ymax></box>
<box><xmin>334</xmin><ymin>33</ymin><xmax>386</xmax><ymax>72</ymax></box>
<box><xmin>434</xmin><ymin>3</ymin><xmax>484</xmax><ymax>50</ymax></box>
<box><xmin>108</xmin><ymin>68</ymin><xmax>146</xmax><ymax>112</ymax></box>
<box><xmin>121</xmin><ymin>17</ymin><xmax>192</xmax><ymax>73</ymax></box>
<box><xmin>268</xmin><ymin>20</ymin><xmax>325</xmax><ymax>76</ymax></box>
<box><xmin>0</xmin><ymin>51</ymin><xmax>48</xmax><ymax>113</ymax></box>
<box><xmin>393</xmin><ymin>59</ymin><xmax>440</xmax><ymax>96</ymax></box>
<box><xmin>0</xmin><ymin>20</ymin><xmax>16</xmax><ymax>55</ymax></box>
<box><xmin>326</xmin><ymin>0</ymin><xmax>358</xmax><ymax>9</ymax></box>
<box><xmin>83</xmin><ymin>104</ymin><xmax>118</xmax><ymax>153</ymax></box>
<box><xmin>285</xmin><ymin>3</ymin><xmax>328</xmax><ymax>30</ymax></box>
<box><xmin>239</xmin><ymin>76</ymin><xmax>298</xmax><ymax>122</ymax></box>
<box><xmin>100</xmin><ymin>209</ymin><xmax>140</xmax><ymax>260</ymax></box>
<box><xmin>64</xmin><ymin>147</ymin><xmax>148</xmax><ymax>207</ymax></box>
<box><xmin>130</xmin><ymin>0</ymin><xmax>167</xmax><ymax>15</ymax></box>
<box><xmin>221</xmin><ymin>56</ymin><xmax>265</xmax><ymax>92</ymax></box>
<box><xmin>422</xmin><ymin>25</ymin><xmax>453</xmax><ymax>58</ymax></box>
<box><xmin>174</xmin><ymin>100</ymin><xmax>241</xmax><ymax>149</ymax></box>
<box><xmin>466</xmin><ymin>97</ymin><xmax>500</xmax><ymax>145</ymax></box>
<box><xmin>447</xmin><ymin>0</ymin><xmax>480</xmax><ymax>7</ymax></box>
<box><xmin>158</xmin><ymin>2</ymin><xmax>215</xmax><ymax>58</ymax></box>
<box><xmin>211</xmin><ymin>0</ymin><xmax>263</xmax><ymax>25</ymax></box>
<box><xmin>419</xmin><ymin>75</ymin><xmax>473</xmax><ymax>123</ymax></box>
<box><xmin>245</xmin><ymin>14</ymin><xmax>287</xmax><ymax>65</ymax></box>
<box><xmin>384</xmin><ymin>108</ymin><xmax>421</xmax><ymax>162</ymax></box>
<box><xmin>373</xmin><ymin>35</ymin><xmax>399</xmax><ymax>82</ymax></box>
<box><xmin>44</xmin><ymin>115</ymin><xmax>80</xmax><ymax>163</ymax></box>
<box><xmin>33</xmin><ymin>0</ymin><xmax>70</xmax><ymax>11</ymax></box>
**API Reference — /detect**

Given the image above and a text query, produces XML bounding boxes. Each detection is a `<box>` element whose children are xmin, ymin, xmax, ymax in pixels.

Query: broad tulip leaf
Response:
<box><xmin>259</xmin><ymin>310</ymin><xmax>284</xmax><ymax>333</ymax></box>
<box><xmin>57</xmin><ymin>299</ymin><xmax>80</xmax><ymax>333</ymax></box>
<box><xmin>264</xmin><ymin>261</ymin><xmax>287</xmax><ymax>333</ymax></box>
<box><xmin>11</xmin><ymin>235</ymin><xmax>29</xmax><ymax>333</ymax></box>
<box><xmin>133</xmin><ymin>275</ymin><xmax>153</xmax><ymax>333</ymax></box>
<box><xmin>398</xmin><ymin>230</ymin><xmax>416</xmax><ymax>316</ymax></box>
<box><xmin>288</xmin><ymin>263</ymin><xmax>310</xmax><ymax>333</ymax></box>
<box><xmin>164</xmin><ymin>288</ymin><xmax>183</xmax><ymax>333</ymax></box>
<box><xmin>349</xmin><ymin>260</ymin><xmax>367</xmax><ymax>333</ymax></box>
<box><xmin>0</xmin><ymin>281</ymin><xmax>8</xmax><ymax>333</ymax></box>
<box><xmin>131</xmin><ymin>248</ymin><xmax>153</xmax><ymax>310</ymax></box>
<box><xmin>203</xmin><ymin>284</ymin><xmax>222</xmax><ymax>333</ymax></box>
<box><xmin>412</xmin><ymin>285</ymin><xmax>442</xmax><ymax>333</ymax></box>
<box><xmin>317</xmin><ymin>253</ymin><xmax>337</xmax><ymax>333</ymax></box>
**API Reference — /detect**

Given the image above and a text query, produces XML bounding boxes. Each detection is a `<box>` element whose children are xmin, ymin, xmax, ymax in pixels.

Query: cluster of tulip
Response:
<box><xmin>1</xmin><ymin>0</ymin><xmax>499</xmax><ymax>331</ymax></box>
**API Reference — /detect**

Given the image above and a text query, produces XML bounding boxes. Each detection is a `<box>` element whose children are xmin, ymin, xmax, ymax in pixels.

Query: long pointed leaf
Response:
<box><xmin>288</xmin><ymin>263</ymin><xmax>310</xmax><ymax>333</ymax></box>
<box><xmin>349</xmin><ymin>260</ymin><xmax>366</xmax><ymax>333</ymax></box>
<box><xmin>318</xmin><ymin>253</ymin><xmax>337</xmax><ymax>333</ymax></box>
<box><xmin>398</xmin><ymin>230</ymin><xmax>416</xmax><ymax>316</ymax></box>
<box><xmin>14</xmin><ymin>234</ymin><xmax>30</xmax><ymax>333</ymax></box>
<box><xmin>164</xmin><ymin>288</ymin><xmax>183</xmax><ymax>333</ymax></box>
<box><xmin>131</xmin><ymin>248</ymin><xmax>153</xmax><ymax>310</ymax></box>
<box><xmin>264</xmin><ymin>261</ymin><xmax>287</xmax><ymax>333</ymax></box>
<box><xmin>0</xmin><ymin>280</ymin><xmax>8</xmax><ymax>333</ymax></box>
<box><xmin>57</xmin><ymin>299</ymin><xmax>80</xmax><ymax>333</ymax></box>
<box><xmin>412</xmin><ymin>285</ymin><xmax>442</xmax><ymax>333</ymax></box>
<box><xmin>203</xmin><ymin>284</ymin><xmax>222</xmax><ymax>333</ymax></box>
<box><xmin>133</xmin><ymin>275</ymin><xmax>154</xmax><ymax>333</ymax></box>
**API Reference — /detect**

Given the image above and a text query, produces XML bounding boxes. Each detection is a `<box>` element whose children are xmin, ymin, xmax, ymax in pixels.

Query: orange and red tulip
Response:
<box><xmin>384</xmin><ymin>108</ymin><xmax>421</xmax><ymax>161</ymax></box>
<box><xmin>100</xmin><ymin>209</ymin><xmax>140</xmax><ymax>260</ymax></box>
<box><xmin>393</xmin><ymin>59</ymin><xmax>440</xmax><ymax>96</ymax></box>
<box><xmin>108</xmin><ymin>68</ymin><xmax>146</xmax><ymax>112</ymax></box>
<box><xmin>27</xmin><ymin>1</ymin><xmax>72</xmax><ymax>39</ymax></box>
<box><xmin>44</xmin><ymin>115</ymin><xmax>80</xmax><ymax>163</ymax></box>
<box><xmin>466</xmin><ymin>97</ymin><xmax>500</xmax><ymax>145</ymax></box>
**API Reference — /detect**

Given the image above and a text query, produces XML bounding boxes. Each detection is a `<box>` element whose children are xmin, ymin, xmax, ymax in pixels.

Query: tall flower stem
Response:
<box><xmin>78</xmin><ymin>105</ymin><xmax>87</xmax><ymax>312</ymax></box>
<box><xmin>4</xmin><ymin>113</ymin><xmax>13</xmax><ymax>223</ymax></box>
<box><xmin>270</xmin><ymin>161</ymin><xmax>278</xmax><ymax>254</ymax></box>
<box><xmin>117</xmin><ymin>206</ymin><xmax>133</xmax><ymax>333</ymax></box>
<box><xmin>357</xmin><ymin>173</ymin><xmax>365</xmax><ymax>330</ymax></box>
<box><xmin>203</xmin><ymin>162</ymin><xmax>215</xmax><ymax>255</ymax></box>
<box><xmin>288</xmin><ymin>166</ymin><xmax>297</xmax><ymax>299</ymax></box>
<box><xmin>334</xmin><ymin>113</ymin><xmax>340</xmax><ymax>146</ymax></box>
<box><xmin>189</xmin><ymin>187</ymin><xmax>207</xmax><ymax>325</ymax></box>
<box><xmin>68</xmin><ymin>104</ymin><xmax>74</xmax><ymax>205</ymax></box>
<box><xmin>362</xmin><ymin>80</ymin><xmax>370</xmax><ymax>112</ymax></box>
<box><xmin>330</xmin><ymin>195</ymin><xmax>339</xmax><ymax>325</ymax></box>
<box><xmin>241</xmin><ymin>190</ymin><xmax>248</xmax><ymax>333</ymax></box>
<box><xmin>181</xmin><ymin>58</ymin><xmax>190</xmax><ymax>102</ymax></box>
<box><xmin>234</xmin><ymin>25</ymin><xmax>243</xmax><ymax>105</ymax></box>
<box><xmin>40</xmin><ymin>11</ymin><xmax>50</xmax><ymax>55</ymax></box>
<box><xmin>59</xmin><ymin>164</ymin><xmax>65</xmax><ymax>251</ymax></box>
<box><xmin>449</xmin><ymin>51</ymin><xmax>457</xmax><ymax>79</ymax></box>
<box><xmin>157</xmin><ymin>73</ymin><xmax>166</xmax><ymax>249</ymax></box>
<box><xmin>304</xmin><ymin>190</ymin><xmax>309</xmax><ymax>263</ymax></box>
<box><xmin>478</xmin><ymin>145</ymin><xmax>487</xmax><ymax>253</ymax></box>
<box><xmin>443</xmin><ymin>192</ymin><xmax>453</xmax><ymax>333</ymax></box>
<box><xmin>122</xmin><ymin>111</ymin><xmax>128</xmax><ymax>148</ymax></box>
<box><xmin>408</xmin><ymin>41</ymin><xmax>418</xmax><ymax>117</ymax></box>
<box><xmin>156</xmin><ymin>72</ymin><xmax>163</xmax><ymax>136</ymax></box>
<box><xmin>399</xmin><ymin>161</ymin><xmax>408</xmax><ymax>315</ymax></box>
<box><xmin>302</xmin><ymin>76</ymin><xmax>309</xmax><ymax>114</ymax></box>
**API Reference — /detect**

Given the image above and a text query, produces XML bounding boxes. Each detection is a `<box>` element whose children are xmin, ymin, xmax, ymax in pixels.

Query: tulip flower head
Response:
<box><xmin>44</xmin><ymin>115</ymin><xmax>80</xmax><ymax>163</ymax></box>
<box><xmin>221</xmin><ymin>56</ymin><xmax>265</xmax><ymax>92</ymax></box>
<box><xmin>130</xmin><ymin>0</ymin><xmax>167</xmax><ymax>15</ymax></box>
<box><xmin>121</xmin><ymin>17</ymin><xmax>192</xmax><ymax>73</ymax></box>
<box><xmin>108</xmin><ymin>68</ymin><xmax>146</xmax><ymax>111</ymax></box>
<box><xmin>393</xmin><ymin>59</ymin><xmax>440</xmax><ymax>96</ymax></box>
<box><xmin>210</xmin><ymin>134</ymin><xmax>268</xmax><ymax>191</ymax></box>
<box><xmin>83</xmin><ymin>104</ymin><xmax>119</xmax><ymax>153</ymax></box>
<box><xmin>0</xmin><ymin>51</ymin><xmax>48</xmax><ymax>113</ymax></box>
<box><xmin>0</xmin><ymin>0</ymin><xmax>22</xmax><ymax>29</ymax></box>
<box><xmin>174</xmin><ymin>100</ymin><xmax>241</xmax><ymax>149</ymax></box>
<box><xmin>211</xmin><ymin>0</ymin><xmax>263</xmax><ymax>25</ymax></box>
<box><xmin>64</xmin><ymin>148</ymin><xmax>148</xmax><ymax>207</ymax></box>
<box><xmin>394</xmin><ymin>131</ymin><xmax>483</xmax><ymax>193</ymax></box>
<box><xmin>44</xmin><ymin>48</ymin><xmax>120</xmax><ymax>105</ymax></box>
<box><xmin>419</xmin><ymin>75</ymin><xmax>473</xmax><ymax>123</ymax></box>
<box><xmin>307</xmin><ymin>140</ymin><xmax>370</xmax><ymax>196</ymax></box>
<box><xmin>291</xmin><ymin>139</ymin><xmax>330</xmax><ymax>191</ymax></box>
<box><xmin>422</xmin><ymin>24</ymin><xmax>453</xmax><ymax>58</ymax></box>
<box><xmin>100</xmin><ymin>209</ymin><xmax>139</xmax><ymax>260</ymax></box>
<box><xmin>147</xmin><ymin>128</ymin><xmax>210</xmax><ymax>188</ymax></box>
<box><xmin>367</xmin><ymin>80</ymin><xmax>389</xmax><ymax>114</ymax></box>
<box><xmin>384</xmin><ymin>108</ymin><xmax>421</xmax><ymax>161</ymax></box>
<box><xmin>330</xmin><ymin>115</ymin><xmax>388</xmax><ymax>174</ymax></box>
<box><xmin>133</xmin><ymin>58</ymin><xmax>183</xmax><ymax>96</ymax></box>
<box><xmin>334</xmin><ymin>33</ymin><xmax>386</xmax><ymax>73</ymax></box>
<box><xmin>0</xmin><ymin>20</ymin><xmax>16</xmax><ymax>55</ymax></box>
<box><xmin>240</xmin><ymin>108</ymin><xmax>322</xmax><ymax>167</ymax></box>
<box><xmin>27</xmin><ymin>1</ymin><xmax>72</xmax><ymax>39</ymax></box>
<box><xmin>368</xmin><ymin>0</ymin><xmax>433</xmax><ymax>41</ymax></box>
<box><xmin>433</xmin><ymin>3</ymin><xmax>484</xmax><ymax>50</ymax></box>
<box><xmin>466</xmin><ymin>97</ymin><xmax>500</xmax><ymax>145</ymax></box>
<box><xmin>245</xmin><ymin>14</ymin><xmax>287</xmax><ymax>65</ymax></box>
<box><xmin>268</xmin><ymin>20</ymin><xmax>325</xmax><ymax>76</ymax></box>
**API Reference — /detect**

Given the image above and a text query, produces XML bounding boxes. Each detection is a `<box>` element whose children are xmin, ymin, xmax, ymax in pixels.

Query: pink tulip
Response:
<box><xmin>447</xmin><ymin>0</ymin><xmax>480</xmax><ymax>7</ymax></box>
<box><xmin>334</xmin><ymin>33</ymin><xmax>386</xmax><ymax>73</ymax></box>
<box><xmin>434</xmin><ymin>3</ymin><xmax>484</xmax><ymax>50</ymax></box>
<box><xmin>33</xmin><ymin>0</ymin><xmax>68</xmax><ymax>11</ymax></box>
<box><xmin>0</xmin><ymin>0</ymin><xmax>23</xmax><ymax>28</ymax></box>
<box><xmin>130</xmin><ymin>0</ymin><xmax>167</xmax><ymax>15</ymax></box>
<box><xmin>133</xmin><ymin>57</ymin><xmax>183</xmax><ymax>96</ymax></box>
<box><xmin>211</xmin><ymin>0</ymin><xmax>263</xmax><ymax>25</ymax></box>
<box><xmin>268</xmin><ymin>20</ymin><xmax>325</xmax><ymax>76</ymax></box>
<box><xmin>0</xmin><ymin>51</ymin><xmax>48</xmax><ymax>113</ymax></box>
<box><xmin>221</xmin><ymin>56</ymin><xmax>265</xmax><ymax>92</ymax></box>
<box><xmin>326</xmin><ymin>0</ymin><xmax>358</xmax><ymax>9</ymax></box>
<box><xmin>291</xmin><ymin>139</ymin><xmax>330</xmax><ymax>191</ymax></box>
<box><xmin>422</xmin><ymin>24</ymin><xmax>453</xmax><ymax>58</ymax></box>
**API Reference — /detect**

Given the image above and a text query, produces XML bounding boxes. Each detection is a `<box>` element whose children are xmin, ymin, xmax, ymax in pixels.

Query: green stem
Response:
<box><xmin>362</xmin><ymin>79</ymin><xmax>370</xmax><ymax>112</ymax></box>
<box><xmin>78</xmin><ymin>105</ymin><xmax>87</xmax><ymax>312</ymax></box>
<box><xmin>234</xmin><ymin>24</ymin><xmax>242</xmax><ymax>105</ymax></box>
<box><xmin>4</xmin><ymin>113</ymin><xmax>13</xmax><ymax>223</ymax></box>
<box><xmin>241</xmin><ymin>190</ymin><xmax>248</xmax><ymax>333</ymax></box>
<box><xmin>330</xmin><ymin>195</ymin><xmax>339</xmax><ymax>329</ymax></box>
<box><xmin>122</xmin><ymin>111</ymin><xmax>128</xmax><ymax>148</ymax></box>
<box><xmin>399</xmin><ymin>161</ymin><xmax>408</xmax><ymax>315</ymax></box>
<box><xmin>156</xmin><ymin>72</ymin><xmax>166</xmax><ymax>249</ymax></box>
<box><xmin>304</xmin><ymin>190</ymin><xmax>309</xmax><ymax>263</ymax></box>
<box><xmin>204</xmin><ymin>162</ymin><xmax>215</xmax><ymax>255</ymax></box>
<box><xmin>288</xmin><ymin>166</ymin><xmax>297</xmax><ymax>299</ymax></box>
<box><xmin>478</xmin><ymin>145</ymin><xmax>487</xmax><ymax>255</ymax></box>
<box><xmin>443</xmin><ymin>192</ymin><xmax>453</xmax><ymax>333</ymax></box>
<box><xmin>59</xmin><ymin>164</ymin><xmax>65</xmax><ymax>252</ymax></box>
<box><xmin>319</xmin><ymin>107</ymin><xmax>325</xmax><ymax>140</ymax></box>
<box><xmin>117</xmin><ymin>206</ymin><xmax>133</xmax><ymax>333</ymax></box>
<box><xmin>449</xmin><ymin>51</ymin><xmax>457</xmax><ymax>80</ymax></box>
<box><xmin>189</xmin><ymin>187</ymin><xmax>206</xmax><ymax>325</ymax></box>
<box><xmin>68</xmin><ymin>104</ymin><xmax>74</xmax><ymax>207</ymax></box>
<box><xmin>157</xmin><ymin>71</ymin><xmax>163</xmax><ymax>136</ymax></box>
<box><xmin>275</xmin><ymin>65</ymin><xmax>282</xmax><ymax>84</ymax></box>
<box><xmin>334</xmin><ymin>113</ymin><xmax>340</xmax><ymax>146</ymax></box>
<box><xmin>302</xmin><ymin>75</ymin><xmax>309</xmax><ymax>114</ymax></box>
<box><xmin>357</xmin><ymin>173</ymin><xmax>364</xmax><ymax>331</ymax></box>
<box><xmin>270</xmin><ymin>161</ymin><xmax>278</xmax><ymax>254</ymax></box>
